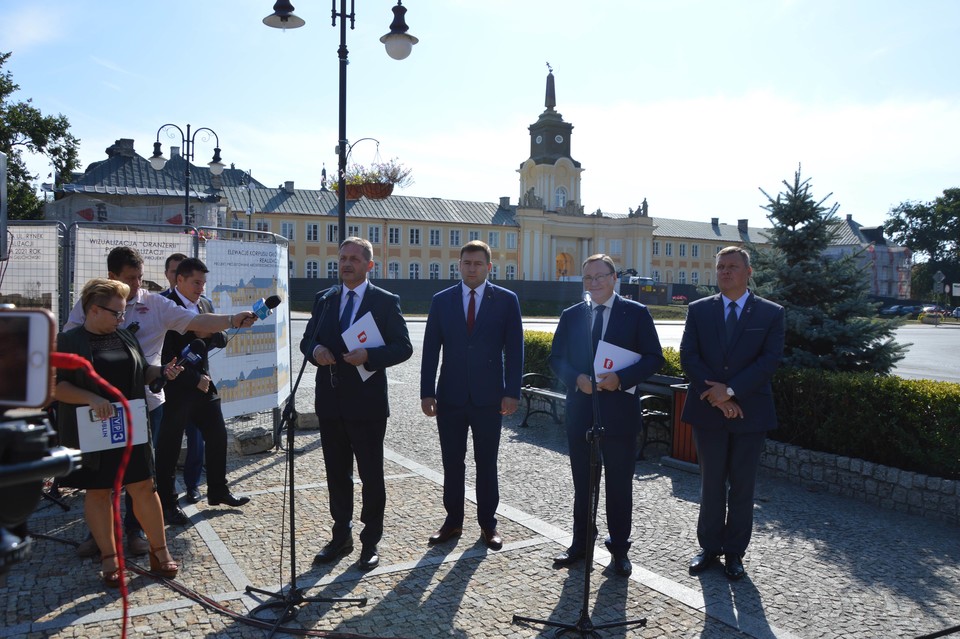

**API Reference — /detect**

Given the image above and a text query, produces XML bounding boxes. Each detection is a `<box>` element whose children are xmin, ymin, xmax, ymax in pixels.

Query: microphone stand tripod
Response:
<box><xmin>513</xmin><ymin>298</ymin><xmax>646</xmax><ymax>637</ymax></box>
<box><xmin>246</xmin><ymin>286</ymin><xmax>366</xmax><ymax>637</ymax></box>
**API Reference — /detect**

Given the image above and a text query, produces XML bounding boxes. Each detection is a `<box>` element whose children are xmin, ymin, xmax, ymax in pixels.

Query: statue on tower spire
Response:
<box><xmin>545</xmin><ymin>62</ymin><xmax>556</xmax><ymax>111</ymax></box>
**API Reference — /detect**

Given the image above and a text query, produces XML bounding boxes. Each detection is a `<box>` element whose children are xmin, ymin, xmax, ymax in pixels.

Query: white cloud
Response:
<box><xmin>0</xmin><ymin>6</ymin><xmax>67</xmax><ymax>51</ymax></box>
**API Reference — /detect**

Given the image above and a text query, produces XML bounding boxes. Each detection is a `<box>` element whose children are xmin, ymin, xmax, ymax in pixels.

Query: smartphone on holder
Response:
<box><xmin>0</xmin><ymin>306</ymin><xmax>55</xmax><ymax>408</ymax></box>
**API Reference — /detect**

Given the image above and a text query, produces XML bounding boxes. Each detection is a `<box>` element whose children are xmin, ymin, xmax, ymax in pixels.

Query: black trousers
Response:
<box><xmin>317</xmin><ymin>416</ymin><xmax>387</xmax><ymax>549</ymax></box>
<box><xmin>155</xmin><ymin>392</ymin><xmax>229</xmax><ymax>509</ymax></box>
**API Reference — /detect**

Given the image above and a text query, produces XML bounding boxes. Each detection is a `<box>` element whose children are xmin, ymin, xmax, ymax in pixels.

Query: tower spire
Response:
<box><xmin>545</xmin><ymin>62</ymin><xmax>556</xmax><ymax>111</ymax></box>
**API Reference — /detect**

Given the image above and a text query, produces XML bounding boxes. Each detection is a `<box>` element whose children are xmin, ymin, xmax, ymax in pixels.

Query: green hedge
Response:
<box><xmin>522</xmin><ymin>332</ymin><xmax>960</xmax><ymax>479</ymax></box>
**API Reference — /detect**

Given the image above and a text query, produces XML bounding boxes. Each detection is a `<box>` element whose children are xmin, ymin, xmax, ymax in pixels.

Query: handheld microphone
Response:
<box><xmin>583</xmin><ymin>291</ymin><xmax>593</xmax><ymax>307</ymax></box>
<box><xmin>149</xmin><ymin>338</ymin><xmax>207</xmax><ymax>393</ymax></box>
<box><xmin>251</xmin><ymin>294</ymin><xmax>282</xmax><ymax>320</ymax></box>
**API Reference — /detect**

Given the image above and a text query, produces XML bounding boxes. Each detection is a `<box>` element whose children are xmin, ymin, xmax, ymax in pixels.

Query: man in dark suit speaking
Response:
<box><xmin>420</xmin><ymin>240</ymin><xmax>524</xmax><ymax>551</ymax></box>
<box><xmin>549</xmin><ymin>254</ymin><xmax>664</xmax><ymax>576</ymax></box>
<box><xmin>301</xmin><ymin>237</ymin><xmax>412</xmax><ymax>571</ymax></box>
<box><xmin>680</xmin><ymin>246</ymin><xmax>784</xmax><ymax>580</ymax></box>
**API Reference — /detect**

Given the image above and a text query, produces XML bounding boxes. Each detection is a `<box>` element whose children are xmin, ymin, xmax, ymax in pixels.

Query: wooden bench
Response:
<box><xmin>519</xmin><ymin>373</ymin><xmax>566</xmax><ymax>427</ymax></box>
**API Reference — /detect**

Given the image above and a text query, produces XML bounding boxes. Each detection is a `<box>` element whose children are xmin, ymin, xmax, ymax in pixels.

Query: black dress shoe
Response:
<box><xmin>480</xmin><ymin>528</ymin><xmax>503</xmax><ymax>551</ymax></box>
<box><xmin>428</xmin><ymin>525</ymin><xmax>462</xmax><ymax>545</ymax></box>
<box><xmin>208</xmin><ymin>492</ymin><xmax>250</xmax><ymax>507</ymax></box>
<box><xmin>356</xmin><ymin>546</ymin><xmax>379</xmax><ymax>570</ymax></box>
<box><xmin>165</xmin><ymin>506</ymin><xmax>190</xmax><ymax>526</ymax></box>
<box><xmin>553</xmin><ymin>548</ymin><xmax>585</xmax><ymax>567</ymax></box>
<box><xmin>612</xmin><ymin>554</ymin><xmax>632</xmax><ymax>576</ymax></box>
<box><xmin>689</xmin><ymin>550</ymin><xmax>720</xmax><ymax>575</ymax></box>
<box><xmin>313</xmin><ymin>538</ymin><xmax>353</xmax><ymax>565</ymax></box>
<box><xmin>185</xmin><ymin>488</ymin><xmax>202</xmax><ymax>504</ymax></box>
<box><xmin>724</xmin><ymin>554</ymin><xmax>746</xmax><ymax>580</ymax></box>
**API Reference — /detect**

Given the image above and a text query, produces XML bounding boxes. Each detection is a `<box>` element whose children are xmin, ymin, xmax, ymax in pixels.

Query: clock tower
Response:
<box><xmin>519</xmin><ymin>67</ymin><xmax>583</xmax><ymax>213</ymax></box>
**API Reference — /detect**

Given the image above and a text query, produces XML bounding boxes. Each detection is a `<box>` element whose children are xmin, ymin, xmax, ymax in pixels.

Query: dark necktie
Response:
<box><xmin>339</xmin><ymin>290</ymin><xmax>355</xmax><ymax>333</ymax></box>
<box><xmin>592</xmin><ymin>305</ymin><xmax>605</xmax><ymax>351</ymax></box>
<box><xmin>726</xmin><ymin>301</ymin><xmax>739</xmax><ymax>343</ymax></box>
<box><xmin>466</xmin><ymin>289</ymin><xmax>476</xmax><ymax>333</ymax></box>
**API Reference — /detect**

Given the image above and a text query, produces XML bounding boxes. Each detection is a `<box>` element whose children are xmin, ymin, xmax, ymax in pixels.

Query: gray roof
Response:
<box><xmin>221</xmin><ymin>187</ymin><xmax>519</xmax><ymax>227</ymax></box>
<box><xmin>649</xmin><ymin>216</ymin><xmax>771</xmax><ymax>244</ymax></box>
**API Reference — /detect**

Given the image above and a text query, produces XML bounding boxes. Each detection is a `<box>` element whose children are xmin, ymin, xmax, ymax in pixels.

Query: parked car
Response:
<box><xmin>954</xmin><ymin>308</ymin><xmax>960</xmax><ymax>319</ymax></box>
<box><xmin>922</xmin><ymin>305</ymin><xmax>946</xmax><ymax>316</ymax></box>
<box><xmin>879</xmin><ymin>305</ymin><xmax>901</xmax><ymax>316</ymax></box>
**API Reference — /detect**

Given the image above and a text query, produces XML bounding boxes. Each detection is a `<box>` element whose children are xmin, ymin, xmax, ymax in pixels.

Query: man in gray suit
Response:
<box><xmin>680</xmin><ymin>246</ymin><xmax>785</xmax><ymax>580</ymax></box>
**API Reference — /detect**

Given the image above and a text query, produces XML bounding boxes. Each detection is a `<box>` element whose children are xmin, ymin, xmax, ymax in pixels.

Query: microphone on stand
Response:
<box><xmin>251</xmin><ymin>295</ymin><xmax>282</xmax><ymax>320</ymax></box>
<box><xmin>149</xmin><ymin>338</ymin><xmax>207</xmax><ymax>393</ymax></box>
<box><xmin>583</xmin><ymin>290</ymin><xmax>593</xmax><ymax>308</ymax></box>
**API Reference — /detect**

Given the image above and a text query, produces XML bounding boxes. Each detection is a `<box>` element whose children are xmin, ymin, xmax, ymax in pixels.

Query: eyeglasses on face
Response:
<box><xmin>96</xmin><ymin>304</ymin><xmax>126</xmax><ymax>321</ymax></box>
<box><xmin>582</xmin><ymin>272</ymin><xmax>614</xmax><ymax>285</ymax></box>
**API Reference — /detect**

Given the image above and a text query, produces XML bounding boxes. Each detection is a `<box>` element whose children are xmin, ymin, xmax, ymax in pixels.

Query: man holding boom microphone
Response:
<box><xmin>154</xmin><ymin>257</ymin><xmax>254</xmax><ymax>525</ymax></box>
<box><xmin>548</xmin><ymin>254</ymin><xmax>664</xmax><ymax>577</ymax></box>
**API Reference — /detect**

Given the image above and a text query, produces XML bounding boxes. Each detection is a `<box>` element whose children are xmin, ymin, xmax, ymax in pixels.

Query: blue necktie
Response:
<box><xmin>340</xmin><ymin>290</ymin><xmax>355</xmax><ymax>333</ymax></box>
<box><xmin>726</xmin><ymin>301</ymin><xmax>739</xmax><ymax>343</ymax></box>
<box><xmin>592</xmin><ymin>305</ymin><xmax>605</xmax><ymax>351</ymax></box>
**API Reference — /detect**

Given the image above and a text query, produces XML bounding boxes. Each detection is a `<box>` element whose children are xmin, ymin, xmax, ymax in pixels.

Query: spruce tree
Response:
<box><xmin>750</xmin><ymin>168</ymin><xmax>906</xmax><ymax>374</ymax></box>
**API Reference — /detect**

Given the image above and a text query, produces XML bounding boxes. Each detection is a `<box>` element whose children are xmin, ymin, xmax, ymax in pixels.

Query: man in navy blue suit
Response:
<box><xmin>301</xmin><ymin>237</ymin><xmax>413</xmax><ymax>571</ymax></box>
<box><xmin>420</xmin><ymin>240</ymin><xmax>524</xmax><ymax>551</ymax></box>
<box><xmin>549</xmin><ymin>254</ymin><xmax>664</xmax><ymax>576</ymax></box>
<box><xmin>680</xmin><ymin>246</ymin><xmax>784</xmax><ymax>580</ymax></box>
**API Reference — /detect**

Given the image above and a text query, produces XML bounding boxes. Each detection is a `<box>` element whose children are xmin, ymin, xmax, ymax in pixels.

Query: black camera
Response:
<box><xmin>0</xmin><ymin>306</ymin><xmax>82</xmax><ymax>575</ymax></box>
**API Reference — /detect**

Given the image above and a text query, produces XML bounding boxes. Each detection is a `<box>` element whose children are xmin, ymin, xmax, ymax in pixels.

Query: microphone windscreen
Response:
<box><xmin>189</xmin><ymin>338</ymin><xmax>208</xmax><ymax>355</ymax></box>
<box><xmin>265</xmin><ymin>295</ymin><xmax>282</xmax><ymax>309</ymax></box>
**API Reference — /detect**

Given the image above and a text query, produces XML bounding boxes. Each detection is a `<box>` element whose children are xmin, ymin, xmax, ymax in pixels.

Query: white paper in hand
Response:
<box><xmin>593</xmin><ymin>340</ymin><xmax>642</xmax><ymax>394</ymax></box>
<box><xmin>341</xmin><ymin>311</ymin><xmax>385</xmax><ymax>382</ymax></box>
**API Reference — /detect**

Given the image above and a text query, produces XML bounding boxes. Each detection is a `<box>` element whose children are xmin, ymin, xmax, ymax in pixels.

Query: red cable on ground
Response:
<box><xmin>51</xmin><ymin>351</ymin><xmax>134</xmax><ymax>639</ymax></box>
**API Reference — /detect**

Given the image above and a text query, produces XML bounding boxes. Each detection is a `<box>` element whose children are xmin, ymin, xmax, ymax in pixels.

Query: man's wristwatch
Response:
<box><xmin>726</xmin><ymin>386</ymin><xmax>735</xmax><ymax>397</ymax></box>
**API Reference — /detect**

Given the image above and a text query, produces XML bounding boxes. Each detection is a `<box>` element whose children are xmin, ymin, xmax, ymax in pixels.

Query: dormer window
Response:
<box><xmin>555</xmin><ymin>186</ymin><xmax>567</xmax><ymax>209</ymax></box>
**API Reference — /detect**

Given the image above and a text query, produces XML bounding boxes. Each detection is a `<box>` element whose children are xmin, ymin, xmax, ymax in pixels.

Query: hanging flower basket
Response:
<box><xmin>361</xmin><ymin>182</ymin><xmax>394</xmax><ymax>199</ymax></box>
<box><xmin>345</xmin><ymin>184</ymin><xmax>363</xmax><ymax>200</ymax></box>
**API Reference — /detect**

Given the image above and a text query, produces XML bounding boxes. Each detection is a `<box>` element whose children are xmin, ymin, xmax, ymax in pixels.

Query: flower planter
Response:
<box><xmin>345</xmin><ymin>184</ymin><xmax>363</xmax><ymax>200</ymax></box>
<box><xmin>361</xmin><ymin>183</ymin><xmax>394</xmax><ymax>199</ymax></box>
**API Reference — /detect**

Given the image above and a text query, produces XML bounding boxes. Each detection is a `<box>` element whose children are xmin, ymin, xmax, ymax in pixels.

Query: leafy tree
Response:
<box><xmin>1</xmin><ymin>51</ymin><xmax>80</xmax><ymax>220</ymax></box>
<box><xmin>885</xmin><ymin>188</ymin><xmax>960</xmax><ymax>264</ymax></box>
<box><xmin>750</xmin><ymin>168</ymin><xmax>906</xmax><ymax>374</ymax></box>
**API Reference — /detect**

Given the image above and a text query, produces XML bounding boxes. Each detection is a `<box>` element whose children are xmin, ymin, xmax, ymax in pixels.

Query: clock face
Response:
<box><xmin>555</xmin><ymin>134</ymin><xmax>564</xmax><ymax>143</ymax></box>
<box><xmin>535</xmin><ymin>135</ymin><xmax>543</xmax><ymax>144</ymax></box>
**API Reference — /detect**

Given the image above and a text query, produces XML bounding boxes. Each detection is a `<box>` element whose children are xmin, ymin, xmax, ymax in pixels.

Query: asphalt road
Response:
<box><xmin>293</xmin><ymin>314</ymin><xmax>960</xmax><ymax>383</ymax></box>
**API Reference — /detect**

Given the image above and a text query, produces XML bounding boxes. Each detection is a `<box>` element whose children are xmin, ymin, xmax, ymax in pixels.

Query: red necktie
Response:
<box><xmin>467</xmin><ymin>289</ymin><xmax>476</xmax><ymax>333</ymax></box>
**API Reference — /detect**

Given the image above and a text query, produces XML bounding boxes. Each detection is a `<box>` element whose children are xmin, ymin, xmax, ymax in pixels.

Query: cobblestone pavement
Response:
<box><xmin>2</xmin><ymin>317</ymin><xmax>958</xmax><ymax>638</ymax></box>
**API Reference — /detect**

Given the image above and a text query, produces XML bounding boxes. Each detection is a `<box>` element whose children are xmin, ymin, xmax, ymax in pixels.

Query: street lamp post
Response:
<box><xmin>242</xmin><ymin>170</ymin><xmax>256</xmax><ymax>231</ymax></box>
<box><xmin>263</xmin><ymin>0</ymin><xmax>417</xmax><ymax>246</ymax></box>
<box><xmin>149</xmin><ymin>124</ymin><xmax>225</xmax><ymax>227</ymax></box>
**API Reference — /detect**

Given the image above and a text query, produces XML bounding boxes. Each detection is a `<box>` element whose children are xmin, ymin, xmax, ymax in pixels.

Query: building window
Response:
<box><xmin>491</xmin><ymin>265</ymin><xmax>499</xmax><ymax>280</ymax></box>
<box><xmin>506</xmin><ymin>232</ymin><xmax>517</xmax><ymax>249</ymax></box>
<box><xmin>388</xmin><ymin>227</ymin><xmax>401</xmax><ymax>245</ymax></box>
<box><xmin>468</xmin><ymin>230</ymin><xmax>480</xmax><ymax>241</ymax></box>
<box><xmin>665</xmin><ymin>242</ymin><xmax>673</xmax><ymax>257</ymax></box>
<box><xmin>281</xmin><ymin>222</ymin><xmax>295</xmax><ymax>240</ymax></box>
<box><xmin>326</xmin><ymin>224</ymin><xmax>337</xmax><ymax>243</ymax></box>
<box><xmin>488</xmin><ymin>231</ymin><xmax>500</xmax><ymax>248</ymax></box>
<box><xmin>429</xmin><ymin>262</ymin><xmax>440</xmax><ymax>279</ymax></box>
<box><xmin>450</xmin><ymin>229</ymin><xmax>461</xmax><ymax>247</ymax></box>
<box><xmin>555</xmin><ymin>186</ymin><xmax>567</xmax><ymax>209</ymax></box>
<box><xmin>652</xmin><ymin>269</ymin><xmax>660</xmax><ymax>282</ymax></box>
<box><xmin>679</xmin><ymin>243</ymin><xmax>686</xmax><ymax>257</ymax></box>
<box><xmin>348</xmin><ymin>224</ymin><xmax>360</xmax><ymax>238</ymax></box>
<box><xmin>409</xmin><ymin>263</ymin><xmax>421</xmax><ymax>279</ymax></box>
<box><xmin>506</xmin><ymin>264</ymin><xmax>516</xmax><ymax>280</ymax></box>
<box><xmin>368</xmin><ymin>226</ymin><xmax>381</xmax><ymax>244</ymax></box>
<box><xmin>449</xmin><ymin>263</ymin><xmax>459</xmax><ymax>279</ymax></box>
<box><xmin>691</xmin><ymin>271</ymin><xmax>699</xmax><ymax>285</ymax></box>
<box><xmin>372</xmin><ymin>262</ymin><xmax>382</xmax><ymax>279</ymax></box>
<box><xmin>255</xmin><ymin>220</ymin><xmax>270</xmax><ymax>232</ymax></box>
<box><xmin>679</xmin><ymin>270</ymin><xmax>687</xmax><ymax>284</ymax></box>
<box><xmin>429</xmin><ymin>228</ymin><xmax>441</xmax><ymax>246</ymax></box>
<box><xmin>609</xmin><ymin>239</ymin><xmax>622</xmax><ymax>255</ymax></box>
<box><xmin>305</xmin><ymin>260</ymin><xmax>319</xmax><ymax>278</ymax></box>
<box><xmin>304</xmin><ymin>223</ymin><xmax>318</xmax><ymax>242</ymax></box>
<box><xmin>409</xmin><ymin>228</ymin><xmax>421</xmax><ymax>246</ymax></box>
<box><xmin>652</xmin><ymin>241</ymin><xmax>660</xmax><ymax>256</ymax></box>
<box><xmin>288</xmin><ymin>260</ymin><xmax>294</xmax><ymax>275</ymax></box>
<box><xmin>388</xmin><ymin>261</ymin><xmax>400</xmax><ymax>279</ymax></box>
<box><xmin>691</xmin><ymin>244</ymin><xmax>700</xmax><ymax>258</ymax></box>
<box><xmin>716</xmin><ymin>245</ymin><xmax>723</xmax><ymax>256</ymax></box>
<box><xmin>326</xmin><ymin>260</ymin><xmax>338</xmax><ymax>278</ymax></box>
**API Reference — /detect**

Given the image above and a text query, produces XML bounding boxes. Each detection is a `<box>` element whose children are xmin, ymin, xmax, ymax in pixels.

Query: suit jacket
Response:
<box><xmin>299</xmin><ymin>282</ymin><xmax>413</xmax><ymax>421</ymax></box>
<box><xmin>549</xmin><ymin>294</ymin><xmax>665</xmax><ymax>438</ymax></box>
<box><xmin>679</xmin><ymin>291</ymin><xmax>785</xmax><ymax>433</ymax></box>
<box><xmin>420</xmin><ymin>281</ymin><xmax>524</xmax><ymax>407</ymax></box>
<box><xmin>159</xmin><ymin>291</ymin><xmax>227</xmax><ymax>400</ymax></box>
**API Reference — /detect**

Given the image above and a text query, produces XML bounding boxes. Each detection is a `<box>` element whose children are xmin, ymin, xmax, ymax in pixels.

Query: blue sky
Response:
<box><xmin>4</xmin><ymin>0</ymin><xmax>960</xmax><ymax>229</ymax></box>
